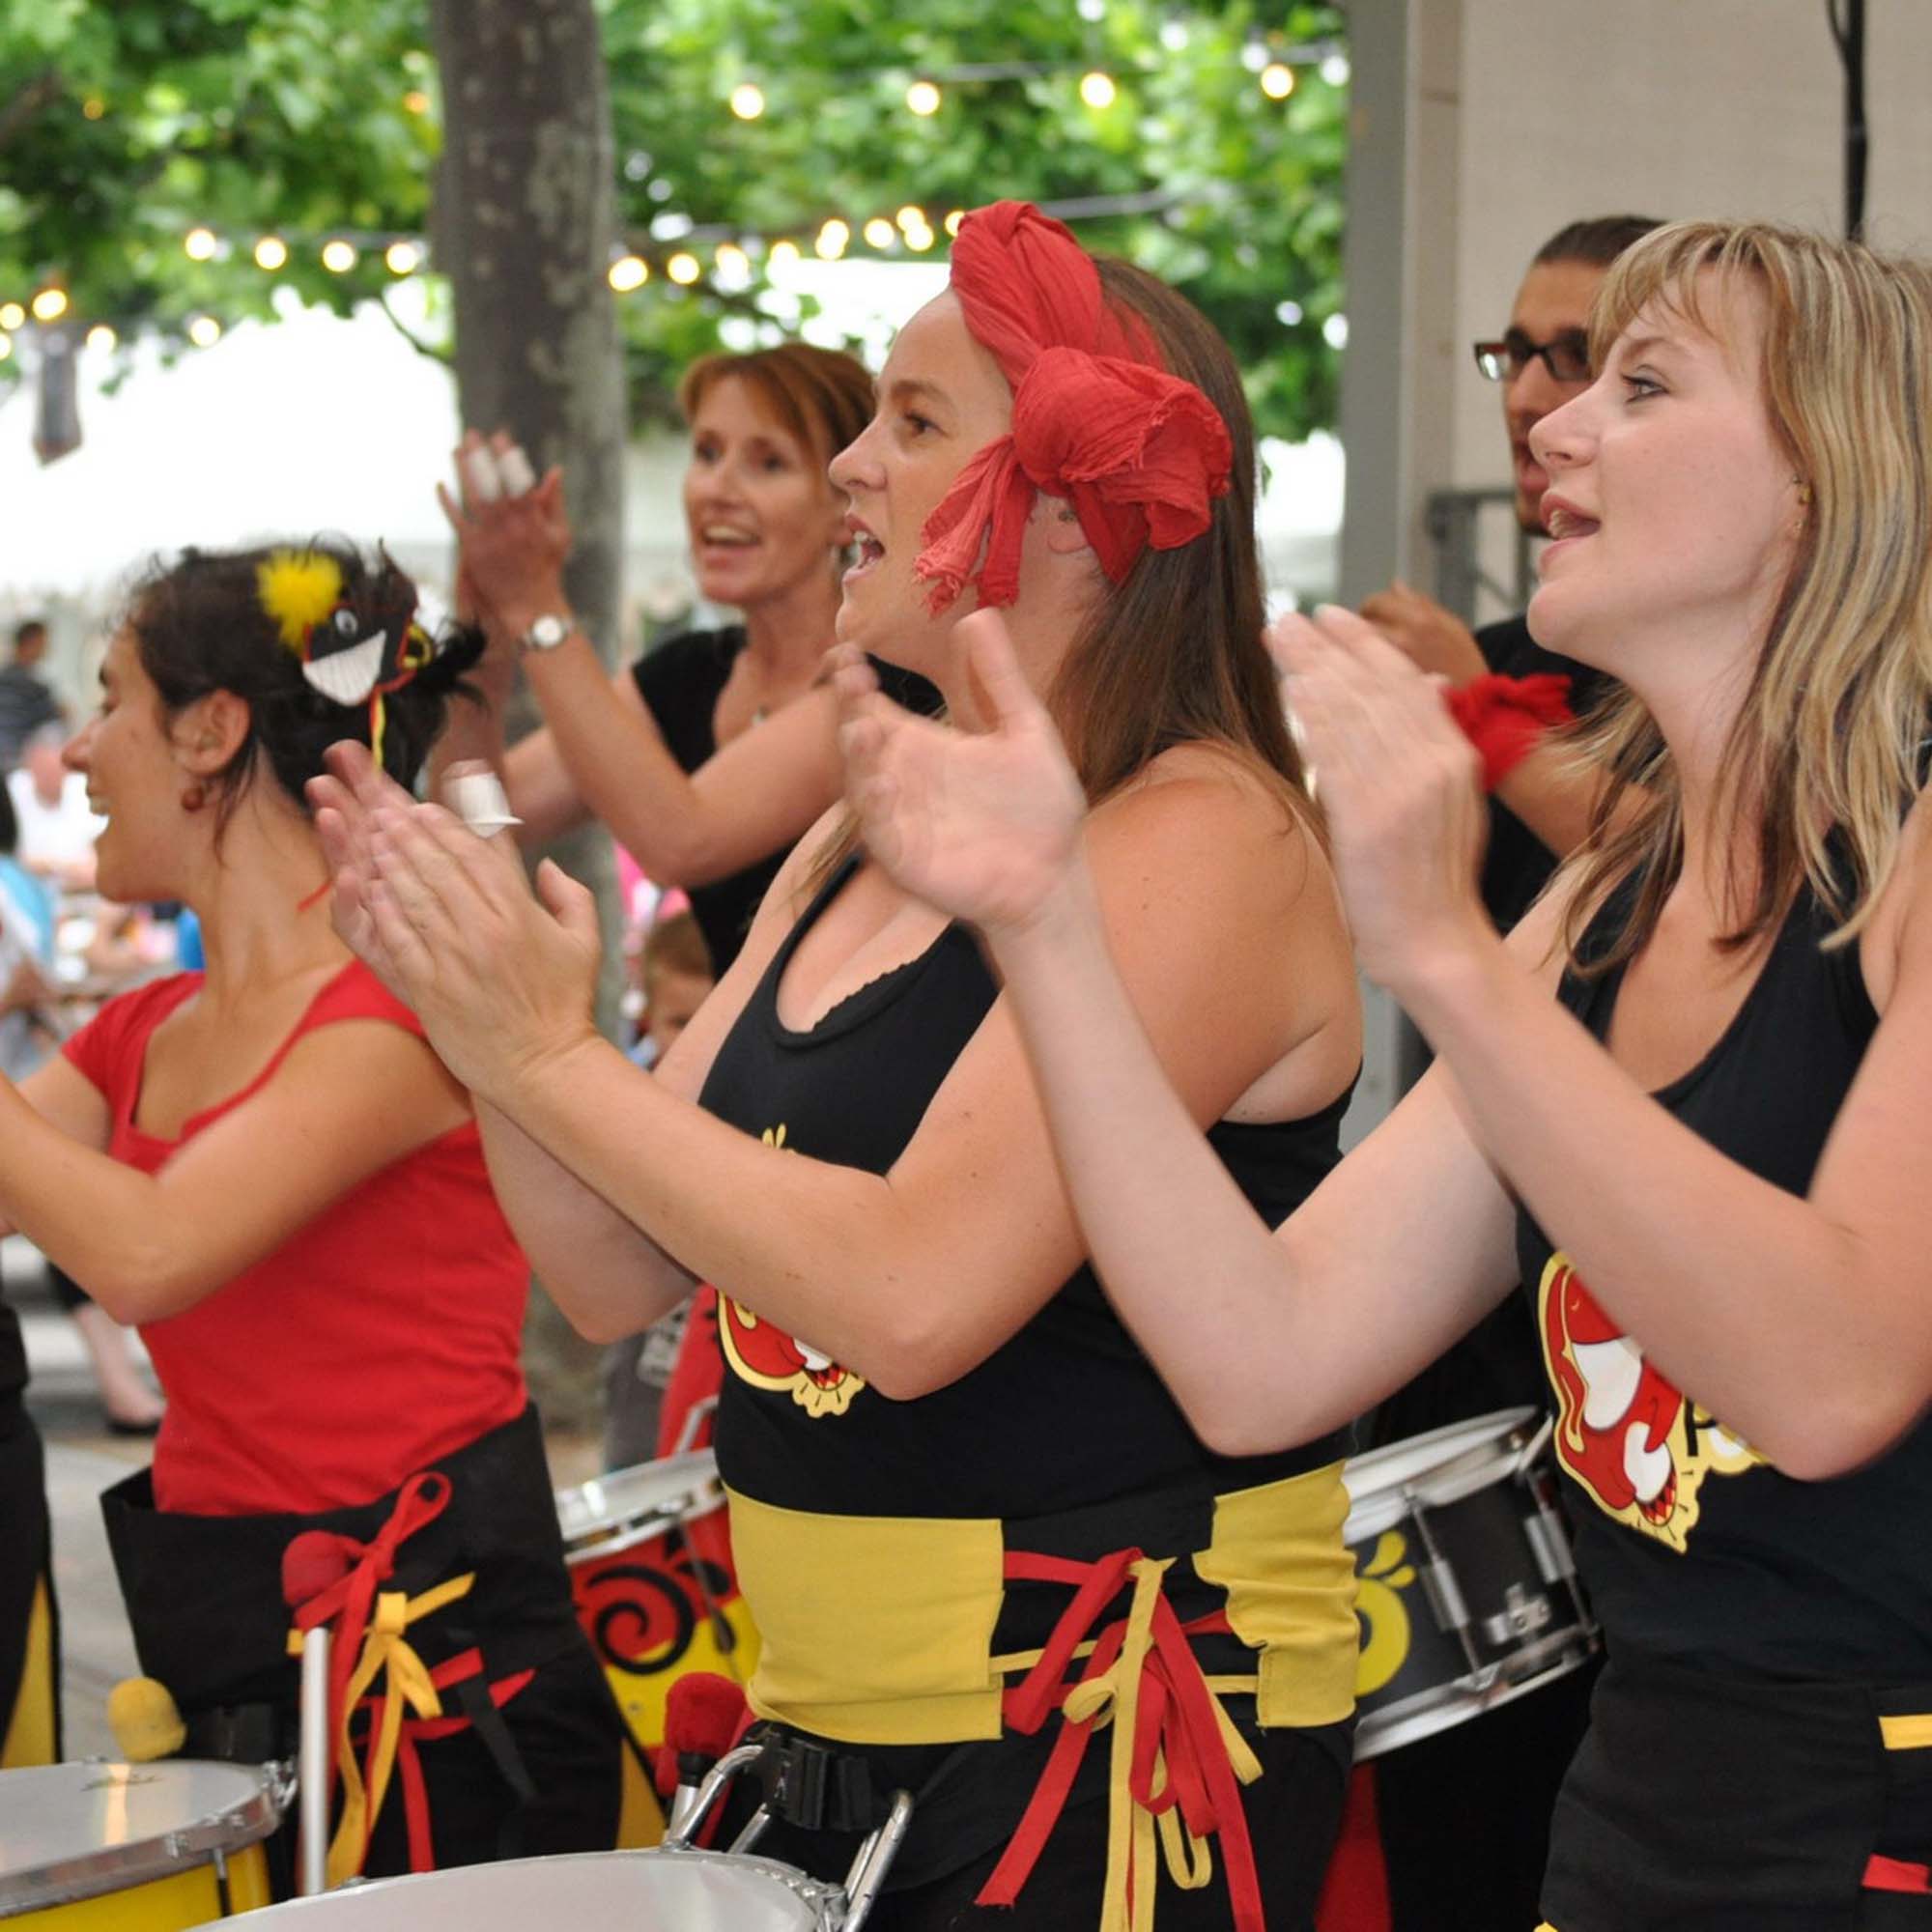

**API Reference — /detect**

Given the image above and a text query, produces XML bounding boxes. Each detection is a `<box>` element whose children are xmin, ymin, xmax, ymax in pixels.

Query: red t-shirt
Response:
<box><xmin>63</xmin><ymin>961</ymin><xmax>529</xmax><ymax>1517</ymax></box>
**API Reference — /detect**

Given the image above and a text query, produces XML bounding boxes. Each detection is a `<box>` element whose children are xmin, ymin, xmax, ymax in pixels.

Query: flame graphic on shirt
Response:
<box><xmin>717</xmin><ymin>1125</ymin><xmax>867</xmax><ymax>1418</ymax></box>
<box><xmin>1538</xmin><ymin>1251</ymin><xmax>1763</xmax><ymax>1554</ymax></box>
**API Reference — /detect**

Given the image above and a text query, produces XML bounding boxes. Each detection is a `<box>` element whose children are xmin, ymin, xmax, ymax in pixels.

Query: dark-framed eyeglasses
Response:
<box><xmin>1472</xmin><ymin>328</ymin><xmax>1592</xmax><ymax>384</ymax></box>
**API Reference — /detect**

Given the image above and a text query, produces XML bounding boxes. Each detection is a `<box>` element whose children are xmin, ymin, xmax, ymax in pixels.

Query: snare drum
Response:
<box><xmin>218</xmin><ymin>1847</ymin><xmax>835</xmax><ymax>1928</ymax></box>
<box><xmin>1343</xmin><ymin>1406</ymin><xmax>1598</xmax><ymax>1759</ymax></box>
<box><xmin>0</xmin><ymin>1759</ymin><xmax>281</xmax><ymax>1925</ymax></box>
<box><xmin>557</xmin><ymin>1451</ymin><xmax>761</xmax><ymax>1771</ymax></box>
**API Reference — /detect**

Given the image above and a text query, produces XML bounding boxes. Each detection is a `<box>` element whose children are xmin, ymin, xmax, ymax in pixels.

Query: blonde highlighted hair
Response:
<box><xmin>1562</xmin><ymin>219</ymin><xmax>1932</xmax><ymax>971</ymax></box>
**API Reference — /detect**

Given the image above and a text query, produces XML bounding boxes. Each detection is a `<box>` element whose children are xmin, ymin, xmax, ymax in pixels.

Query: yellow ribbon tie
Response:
<box><xmin>1054</xmin><ymin>1555</ymin><xmax>1168</xmax><ymax>1932</ymax></box>
<box><xmin>289</xmin><ymin>1569</ymin><xmax>476</xmax><ymax>1889</ymax></box>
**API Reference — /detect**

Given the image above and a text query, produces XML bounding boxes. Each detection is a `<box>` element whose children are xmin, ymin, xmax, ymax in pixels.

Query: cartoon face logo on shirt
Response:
<box><xmin>1538</xmin><ymin>1253</ymin><xmax>1764</xmax><ymax>1554</ymax></box>
<box><xmin>717</xmin><ymin>1124</ymin><xmax>867</xmax><ymax>1419</ymax></box>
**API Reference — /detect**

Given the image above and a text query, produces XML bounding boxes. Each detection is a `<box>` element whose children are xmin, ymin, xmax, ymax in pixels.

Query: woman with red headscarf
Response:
<box><xmin>314</xmin><ymin>204</ymin><xmax>1362</xmax><ymax>1929</ymax></box>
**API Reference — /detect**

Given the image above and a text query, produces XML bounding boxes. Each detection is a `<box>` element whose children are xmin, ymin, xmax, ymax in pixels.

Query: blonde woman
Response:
<box><xmin>836</xmin><ymin>221</ymin><xmax>1932</xmax><ymax>1929</ymax></box>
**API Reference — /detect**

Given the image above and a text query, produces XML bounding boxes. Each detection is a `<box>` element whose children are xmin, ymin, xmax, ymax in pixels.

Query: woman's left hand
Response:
<box><xmin>310</xmin><ymin>742</ymin><xmax>603</xmax><ymax>1096</ymax></box>
<box><xmin>1266</xmin><ymin>604</ymin><xmax>1493</xmax><ymax>991</ymax></box>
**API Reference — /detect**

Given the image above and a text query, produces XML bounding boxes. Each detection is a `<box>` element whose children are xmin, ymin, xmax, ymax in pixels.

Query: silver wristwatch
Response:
<box><xmin>516</xmin><ymin>611</ymin><xmax>576</xmax><ymax>654</ymax></box>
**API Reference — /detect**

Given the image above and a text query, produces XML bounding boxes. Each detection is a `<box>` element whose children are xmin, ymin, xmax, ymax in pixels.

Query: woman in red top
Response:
<box><xmin>0</xmin><ymin>541</ymin><xmax>625</xmax><ymax>1887</ymax></box>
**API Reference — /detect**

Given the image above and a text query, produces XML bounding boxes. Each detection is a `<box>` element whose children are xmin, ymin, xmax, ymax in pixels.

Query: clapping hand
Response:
<box><xmin>833</xmin><ymin>610</ymin><xmax>1088</xmax><ymax>938</ymax></box>
<box><xmin>309</xmin><ymin>743</ymin><xmax>602</xmax><ymax>1097</ymax></box>
<box><xmin>439</xmin><ymin>429</ymin><xmax>572</xmax><ymax>653</ymax></box>
<box><xmin>1268</xmin><ymin>605</ymin><xmax>1492</xmax><ymax>989</ymax></box>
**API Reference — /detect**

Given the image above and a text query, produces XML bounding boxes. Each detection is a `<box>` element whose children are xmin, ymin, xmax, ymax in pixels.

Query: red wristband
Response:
<box><xmin>1443</xmin><ymin>671</ymin><xmax>1574</xmax><ymax>791</ymax></box>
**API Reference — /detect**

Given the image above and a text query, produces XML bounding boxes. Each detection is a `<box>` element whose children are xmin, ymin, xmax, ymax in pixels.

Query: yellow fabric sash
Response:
<box><xmin>729</xmin><ymin>1463</ymin><xmax>1357</xmax><ymax>1742</ymax></box>
<box><xmin>725</xmin><ymin>1464</ymin><xmax>1357</xmax><ymax>1932</ymax></box>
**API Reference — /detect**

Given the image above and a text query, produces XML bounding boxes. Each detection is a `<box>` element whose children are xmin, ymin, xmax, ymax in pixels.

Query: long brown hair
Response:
<box><xmin>1558</xmin><ymin>220</ymin><xmax>1932</xmax><ymax>971</ymax></box>
<box><xmin>1047</xmin><ymin>258</ymin><xmax>1310</xmax><ymax>824</ymax></box>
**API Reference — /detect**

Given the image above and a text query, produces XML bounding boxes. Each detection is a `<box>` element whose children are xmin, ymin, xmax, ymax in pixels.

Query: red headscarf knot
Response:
<box><xmin>915</xmin><ymin>202</ymin><xmax>1235</xmax><ymax>615</ymax></box>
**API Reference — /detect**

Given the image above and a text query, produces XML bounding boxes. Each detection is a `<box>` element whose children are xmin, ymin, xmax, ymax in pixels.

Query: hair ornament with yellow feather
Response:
<box><xmin>256</xmin><ymin>548</ymin><xmax>442</xmax><ymax>766</ymax></box>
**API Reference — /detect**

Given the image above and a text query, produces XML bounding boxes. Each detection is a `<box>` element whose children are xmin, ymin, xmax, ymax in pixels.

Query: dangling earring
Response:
<box><xmin>181</xmin><ymin>780</ymin><xmax>206</xmax><ymax>813</ymax></box>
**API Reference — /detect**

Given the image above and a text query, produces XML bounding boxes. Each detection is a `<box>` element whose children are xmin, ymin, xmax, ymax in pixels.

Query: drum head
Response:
<box><xmin>556</xmin><ymin>1450</ymin><xmax>723</xmax><ymax>1544</ymax></box>
<box><xmin>1341</xmin><ymin>1406</ymin><xmax>1539</xmax><ymax>1543</ymax></box>
<box><xmin>0</xmin><ymin>1760</ymin><xmax>281</xmax><ymax>1911</ymax></box>
<box><xmin>239</xmin><ymin>1850</ymin><xmax>828</xmax><ymax>1929</ymax></box>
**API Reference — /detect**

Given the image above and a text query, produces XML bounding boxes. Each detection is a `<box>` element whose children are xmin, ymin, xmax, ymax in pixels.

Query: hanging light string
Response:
<box><xmin>0</xmin><ymin>40</ymin><xmax>1347</xmax><ymax>362</ymax></box>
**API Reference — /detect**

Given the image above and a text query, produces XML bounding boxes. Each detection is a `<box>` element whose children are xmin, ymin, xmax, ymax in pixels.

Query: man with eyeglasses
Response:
<box><xmin>1362</xmin><ymin>213</ymin><xmax>1663</xmax><ymax>934</ymax></box>
<box><xmin>1337</xmin><ymin>215</ymin><xmax>1663</xmax><ymax>1932</ymax></box>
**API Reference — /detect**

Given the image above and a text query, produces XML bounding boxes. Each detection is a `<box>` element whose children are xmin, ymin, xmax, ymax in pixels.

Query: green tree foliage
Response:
<box><xmin>0</xmin><ymin>0</ymin><xmax>1347</xmax><ymax>440</ymax></box>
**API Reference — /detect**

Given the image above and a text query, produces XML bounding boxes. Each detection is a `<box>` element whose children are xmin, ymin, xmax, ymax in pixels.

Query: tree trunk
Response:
<box><xmin>427</xmin><ymin>0</ymin><xmax>625</xmax><ymax>1435</ymax></box>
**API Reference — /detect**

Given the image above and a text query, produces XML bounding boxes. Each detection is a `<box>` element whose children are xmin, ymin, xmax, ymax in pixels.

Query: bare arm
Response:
<box><xmin>511</xmin><ymin>636</ymin><xmax>844</xmax><ymax>885</ymax></box>
<box><xmin>439</xmin><ymin>436</ymin><xmax>843</xmax><ymax>882</ymax></box>
<box><xmin>1491</xmin><ymin>736</ymin><xmax>1634</xmax><ymax>863</ymax></box>
<box><xmin>1283</xmin><ymin>607</ymin><xmax>1932</xmax><ymax>1478</ymax></box>
<box><xmin>985</xmin><ymin>857</ymin><xmax>1523</xmax><ymax>1453</ymax></box>
<box><xmin>464</xmin><ymin>815</ymin><xmax>833</xmax><ymax>1339</ymax></box>
<box><xmin>835</xmin><ymin>618</ymin><xmax>1518</xmax><ymax>1450</ymax></box>
<box><xmin>0</xmin><ymin>1022</ymin><xmax>473</xmax><ymax>1322</ymax></box>
<box><xmin>326</xmin><ymin>723</ymin><xmax>1349</xmax><ymax>1396</ymax></box>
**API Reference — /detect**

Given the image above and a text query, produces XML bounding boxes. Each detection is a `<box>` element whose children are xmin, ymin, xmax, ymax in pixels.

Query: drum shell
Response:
<box><xmin>0</xmin><ymin>1760</ymin><xmax>278</xmax><ymax>1924</ymax></box>
<box><xmin>557</xmin><ymin>1455</ymin><xmax>761</xmax><ymax>1776</ymax></box>
<box><xmin>225</xmin><ymin>1847</ymin><xmax>829</xmax><ymax>1929</ymax></box>
<box><xmin>1344</xmin><ymin>1409</ymin><xmax>1598</xmax><ymax>1759</ymax></box>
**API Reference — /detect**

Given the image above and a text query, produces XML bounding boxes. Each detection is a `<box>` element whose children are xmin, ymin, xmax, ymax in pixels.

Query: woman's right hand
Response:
<box><xmin>833</xmin><ymin>610</ymin><xmax>1087</xmax><ymax>936</ymax></box>
<box><xmin>438</xmin><ymin>430</ymin><xmax>573</xmax><ymax>648</ymax></box>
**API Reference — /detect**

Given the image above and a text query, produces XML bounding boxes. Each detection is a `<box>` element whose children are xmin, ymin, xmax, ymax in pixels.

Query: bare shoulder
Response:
<box><xmin>1093</xmin><ymin>747</ymin><xmax>1340</xmax><ymax>961</ymax></box>
<box><xmin>1094</xmin><ymin>744</ymin><xmax>1320</xmax><ymax>883</ymax></box>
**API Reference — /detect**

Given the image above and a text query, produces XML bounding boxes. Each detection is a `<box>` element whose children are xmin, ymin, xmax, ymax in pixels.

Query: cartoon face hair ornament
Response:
<box><xmin>256</xmin><ymin>549</ymin><xmax>438</xmax><ymax>768</ymax></box>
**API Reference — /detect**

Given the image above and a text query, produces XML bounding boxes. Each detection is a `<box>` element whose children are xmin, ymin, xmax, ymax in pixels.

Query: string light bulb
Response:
<box><xmin>86</xmin><ymin>324</ymin><xmax>117</xmax><ymax>353</ymax></box>
<box><xmin>187</xmin><ymin>314</ymin><xmax>222</xmax><ymax>348</ymax></box>
<box><xmin>895</xmin><ymin>205</ymin><xmax>924</xmax><ymax>234</ymax></box>
<box><xmin>384</xmin><ymin>240</ymin><xmax>421</xmax><ymax>275</ymax></box>
<box><xmin>944</xmin><ymin>210</ymin><xmax>965</xmax><ymax>238</ymax></box>
<box><xmin>1260</xmin><ymin>62</ymin><xmax>1294</xmax><ymax>99</ymax></box>
<box><xmin>321</xmin><ymin>240</ymin><xmax>357</xmax><ymax>273</ymax></box>
<box><xmin>667</xmin><ymin>251</ymin><xmax>701</xmax><ymax>284</ymax></box>
<box><xmin>863</xmin><ymin>216</ymin><xmax>895</xmax><ymax>249</ymax></box>
<box><xmin>402</xmin><ymin>89</ymin><xmax>430</xmax><ymax>115</ymax></box>
<box><xmin>184</xmin><ymin>226</ymin><xmax>218</xmax><ymax>261</ymax></box>
<box><xmin>0</xmin><ymin>334</ymin><xmax>11</xmax><ymax>361</ymax></box>
<box><xmin>0</xmin><ymin>303</ymin><xmax>22</xmax><ymax>331</ymax></box>
<box><xmin>815</xmin><ymin>219</ymin><xmax>850</xmax><ymax>261</ymax></box>
<box><xmin>716</xmin><ymin>242</ymin><xmax>750</xmax><ymax>278</ymax></box>
<box><xmin>905</xmin><ymin>221</ymin><xmax>935</xmax><ymax>252</ymax></box>
<box><xmin>1079</xmin><ymin>71</ymin><xmax>1117</xmax><ymax>109</ymax></box>
<box><xmin>768</xmin><ymin>239</ymin><xmax>802</xmax><ymax>268</ymax></box>
<box><xmin>906</xmin><ymin>79</ymin><xmax>941</xmax><ymax>116</ymax></box>
<box><xmin>729</xmin><ymin>83</ymin><xmax>765</xmax><ymax>120</ymax></box>
<box><xmin>254</xmin><ymin>235</ymin><xmax>289</xmax><ymax>270</ymax></box>
<box><xmin>30</xmin><ymin>288</ymin><xmax>68</xmax><ymax>323</ymax></box>
<box><xmin>608</xmin><ymin>254</ymin><xmax>649</xmax><ymax>292</ymax></box>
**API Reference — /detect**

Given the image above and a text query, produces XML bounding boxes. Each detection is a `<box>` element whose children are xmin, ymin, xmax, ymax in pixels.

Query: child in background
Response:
<box><xmin>605</xmin><ymin>910</ymin><xmax>715</xmax><ymax>1468</ymax></box>
<box><xmin>625</xmin><ymin>908</ymin><xmax>712</xmax><ymax>1070</ymax></box>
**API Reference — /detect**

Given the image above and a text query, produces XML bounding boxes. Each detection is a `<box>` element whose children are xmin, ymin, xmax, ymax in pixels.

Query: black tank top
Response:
<box><xmin>699</xmin><ymin>853</ymin><xmax>1356</xmax><ymax>1529</ymax></box>
<box><xmin>1516</xmin><ymin>866</ymin><xmax>1932</xmax><ymax>1677</ymax></box>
